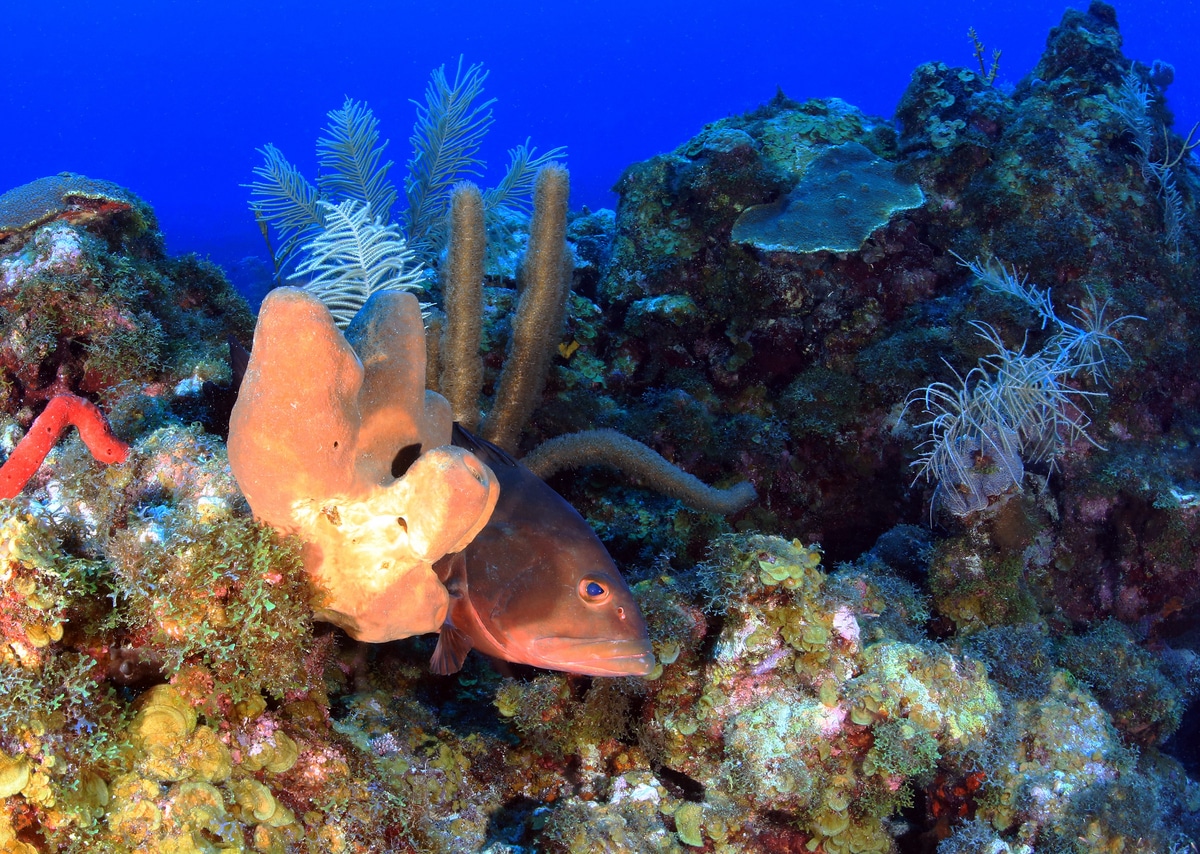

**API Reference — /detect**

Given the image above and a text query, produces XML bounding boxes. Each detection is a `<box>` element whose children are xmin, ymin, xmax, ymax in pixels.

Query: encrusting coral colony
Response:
<box><xmin>2</xmin><ymin>4</ymin><xmax>1200</xmax><ymax>852</ymax></box>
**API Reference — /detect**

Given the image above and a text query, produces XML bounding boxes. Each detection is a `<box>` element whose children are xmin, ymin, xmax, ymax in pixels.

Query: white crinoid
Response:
<box><xmin>294</xmin><ymin>199</ymin><xmax>425</xmax><ymax>328</ymax></box>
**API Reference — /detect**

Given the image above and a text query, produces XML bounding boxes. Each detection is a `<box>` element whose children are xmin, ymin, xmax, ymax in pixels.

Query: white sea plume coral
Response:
<box><xmin>1111</xmin><ymin>65</ymin><xmax>1197</xmax><ymax>262</ymax></box>
<box><xmin>246</xmin><ymin>143</ymin><xmax>324</xmax><ymax>273</ymax></box>
<box><xmin>1052</xmin><ymin>290</ymin><xmax>1143</xmax><ymax>384</ymax></box>
<box><xmin>953</xmin><ymin>252</ymin><xmax>1055</xmax><ymax>328</ymax></box>
<box><xmin>973</xmin><ymin>322</ymin><xmax>1102</xmax><ymax>462</ymax></box>
<box><xmin>402</xmin><ymin>59</ymin><xmax>566</xmax><ymax>259</ymax></box>
<box><xmin>248</xmin><ymin>57</ymin><xmax>567</xmax><ymax>282</ymax></box>
<box><xmin>248</xmin><ymin>99</ymin><xmax>397</xmax><ymax>276</ymax></box>
<box><xmin>403</xmin><ymin>58</ymin><xmax>496</xmax><ymax>258</ymax></box>
<box><xmin>294</xmin><ymin>200</ymin><xmax>424</xmax><ymax>329</ymax></box>
<box><xmin>1114</xmin><ymin>67</ymin><xmax>1155</xmax><ymax>164</ymax></box>
<box><xmin>903</xmin><ymin>352</ymin><xmax>1026</xmax><ymax>517</ymax></box>
<box><xmin>485</xmin><ymin>138</ymin><xmax>571</xmax><ymax>218</ymax></box>
<box><xmin>317</xmin><ymin>98</ymin><xmax>398</xmax><ymax>224</ymax></box>
<box><xmin>952</xmin><ymin>251</ymin><xmax>1143</xmax><ymax>383</ymax></box>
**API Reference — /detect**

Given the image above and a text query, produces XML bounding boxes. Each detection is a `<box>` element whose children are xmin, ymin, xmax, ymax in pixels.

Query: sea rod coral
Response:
<box><xmin>0</xmin><ymin>394</ymin><xmax>127</xmax><ymax>499</ymax></box>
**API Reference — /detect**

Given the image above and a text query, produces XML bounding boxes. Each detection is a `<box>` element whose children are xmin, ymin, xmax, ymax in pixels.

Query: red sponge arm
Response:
<box><xmin>0</xmin><ymin>394</ymin><xmax>128</xmax><ymax>499</ymax></box>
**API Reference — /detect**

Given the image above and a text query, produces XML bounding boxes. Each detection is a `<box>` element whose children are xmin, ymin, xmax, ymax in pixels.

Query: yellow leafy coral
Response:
<box><xmin>129</xmin><ymin>684</ymin><xmax>235</xmax><ymax>785</ymax></box>
<box><xmin>757</xmin><ymin>539</ymin><xmax>822</xmax><ymax>588</ymax></box>
<box><xmin>0</xmin><ymin>506</ymin><xmax>74</xmax><ymax>664</ymax></box>
<box><xmin>228</xmin><ymin>287</ymin><xmax>500</xmax><ymax>641</ymax></box>
<box><xmin>106</xmin><ymin>684</ymin><xmax>311</xmax><ymax>851</ymax></box>
<box><xmin>240</xmin><ymin>729</ymin><xmax>299</xmax><ymax>775</ymax></box>
<box><xmin>0</xmin><ymin>749</ymin><xmax>30</xmax><ymax>798</ymax></box>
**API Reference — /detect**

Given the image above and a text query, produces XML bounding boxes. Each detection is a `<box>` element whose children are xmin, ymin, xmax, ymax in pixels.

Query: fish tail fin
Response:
<box><xmin>431</xmin><ymin>621</ymin><xmax>474</xmax><ymax>675</ymax></box>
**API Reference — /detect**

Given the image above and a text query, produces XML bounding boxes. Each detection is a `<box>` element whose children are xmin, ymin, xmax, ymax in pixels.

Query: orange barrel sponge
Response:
<box><xmin>227</xmin><ymin>288</ymin><xmax>500</xmax><ymax>642</ymax></box>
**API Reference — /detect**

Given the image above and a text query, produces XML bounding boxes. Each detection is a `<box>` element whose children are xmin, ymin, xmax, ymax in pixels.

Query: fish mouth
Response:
<box><xmin>529</xmin><ymin>636</ymin><xmax>656</xmax><ymax>677</ymax></box>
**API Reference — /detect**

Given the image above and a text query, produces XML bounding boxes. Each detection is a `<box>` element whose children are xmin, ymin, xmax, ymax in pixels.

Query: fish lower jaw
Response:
<box><xmin>527</xmin><ymin>637</ymin><xmax>656</xmax><ymax>677</ymax></box>
<box><xmin>561</xmin><ymin>655</ymin><xmax>657</xmax><ymax>677</ymax></box>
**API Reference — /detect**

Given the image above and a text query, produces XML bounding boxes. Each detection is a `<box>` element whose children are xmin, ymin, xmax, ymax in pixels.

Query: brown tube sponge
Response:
<box><xmin>522</xmin><ymin>429</ymin><xmax>757</xmax><ymax>516</ymax></box>
<box><xmin>484</xmin><ymin>164</ymin><xmax>572</xmax><ymax>452</ymax></box>
<box><xmin>439</xmin><ymin>182</ymin><xmax>485</xmax><ymax>429</ymax></box>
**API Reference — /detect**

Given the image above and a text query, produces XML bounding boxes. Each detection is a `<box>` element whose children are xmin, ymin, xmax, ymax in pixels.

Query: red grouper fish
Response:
<box><xmin>431</xmin><ymin>425</ymin><xmax>655</xmax><ymax>677</ymax></box>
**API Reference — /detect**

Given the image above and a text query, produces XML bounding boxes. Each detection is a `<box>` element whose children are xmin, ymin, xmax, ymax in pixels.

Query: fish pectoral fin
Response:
<box><xmin>433</xmin><ymin>552</ymin><xmax>465</xmax><ymax>591</ymax></box>
<box><xmin>431</xmin><ymin>622</ymin><xmax>474</xmax><ymax>675</ymax></box>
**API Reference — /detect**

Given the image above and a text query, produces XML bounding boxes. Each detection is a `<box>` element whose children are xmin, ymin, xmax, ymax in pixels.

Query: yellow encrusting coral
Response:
<box><xmin>92</xmin><ymin>682</ymin><xmax>388</xmax><ymax>852</ymax></box>
<box><xmin>0</xmin><ymin>503</ymin><xmax>87</xmax><ymax>667</ymax></box>
<box><xmin>627</xmin><ymin>534</ymin><xmax>1002</xmax><ymax>852</ymax></box>
<box><xmin>240</xmin><ymin>730</ymin><xmax>299</xmax><ymax>775</ymax></box>
<box><xmin>0</xmin><ymin>751</ymin><xmax>30</xmax><ymax>799</ymax></box>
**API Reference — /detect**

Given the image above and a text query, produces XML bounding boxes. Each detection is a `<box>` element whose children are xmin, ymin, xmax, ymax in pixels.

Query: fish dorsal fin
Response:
<box><xmin>228</xmin><ymin>335</ymin><xmax>251</xmax><ymax>393</ymax></box>
<box><xmin>450</xmin><ymin>422</ymin><xmax>520</xmax><ymax>470</ymax></box>
<box><xmin>431</xmin><ymin>621</ymin><xmax>474</xmax><ymax>675</ymax></box>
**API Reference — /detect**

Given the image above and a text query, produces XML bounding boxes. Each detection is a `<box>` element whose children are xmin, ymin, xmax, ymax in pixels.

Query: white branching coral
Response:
<box><xmin>902</xmin><ymin>255</ymin><xmax>1141</xmax><ymax>517</ymax></box>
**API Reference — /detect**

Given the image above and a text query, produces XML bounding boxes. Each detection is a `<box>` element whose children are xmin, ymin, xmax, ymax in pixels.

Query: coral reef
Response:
<box><xmin>2</xmin><ymin>2</ymin><xmax>1200</xmax><ymax>852</ymax></box>
<box><xmin>0</xmin><ymin>193</ymin><xmax>251</xmax><ymax>418</ymax></box>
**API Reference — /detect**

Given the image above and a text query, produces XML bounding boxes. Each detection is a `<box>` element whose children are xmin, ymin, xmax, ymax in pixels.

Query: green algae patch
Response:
<box><xmin>673</xmin><ymin>800</ymin><xmax>705</xmax><ymax>846</ymax></box>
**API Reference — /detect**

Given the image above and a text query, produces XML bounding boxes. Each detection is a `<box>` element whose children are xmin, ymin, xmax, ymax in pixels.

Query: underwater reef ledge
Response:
<box><xmin>2</xmin><ymin>2</ymin><xmax>1200</xmax><ymax>852</ymax></box>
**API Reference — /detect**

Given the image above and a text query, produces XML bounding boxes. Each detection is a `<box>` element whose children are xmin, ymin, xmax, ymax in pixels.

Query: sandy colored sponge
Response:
<box><xmin>228</xmin><ymin>287</ymin><xmax>499</xmax><ymax>641</ymax></box>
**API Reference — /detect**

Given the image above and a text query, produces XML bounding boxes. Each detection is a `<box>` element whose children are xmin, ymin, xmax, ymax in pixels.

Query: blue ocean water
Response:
<box><xmin>1</xmin><ymin>0</ymin><xmax>1195</xmax><ymax>275</ymax></box>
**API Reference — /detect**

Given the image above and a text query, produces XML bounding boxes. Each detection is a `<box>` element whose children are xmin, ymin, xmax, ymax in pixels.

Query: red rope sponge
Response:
<box><xmin>0</xmin><ymin>394</ymin><xmax>128</xmax><ymax>499</ymax></box>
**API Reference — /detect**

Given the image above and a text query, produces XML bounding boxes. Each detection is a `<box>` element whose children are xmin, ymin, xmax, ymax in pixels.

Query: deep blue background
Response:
<box><xmin>1</xmin><ymin>1</ymin><xmax>1196</xmax><ymax>272</ymax></box>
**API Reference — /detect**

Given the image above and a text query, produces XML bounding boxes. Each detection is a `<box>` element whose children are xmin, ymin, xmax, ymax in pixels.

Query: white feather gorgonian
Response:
<box><xmin>294</xmin><ymin>199</ymin><xmax>425</xmax><ymax>328</ymax></box>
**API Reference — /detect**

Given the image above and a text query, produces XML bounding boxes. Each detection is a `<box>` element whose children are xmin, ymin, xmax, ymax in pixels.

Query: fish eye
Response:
<box><xmin>579</xmin><ymin>578</ymin><xmax>611</xmax><ymax>604</ymax></box>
